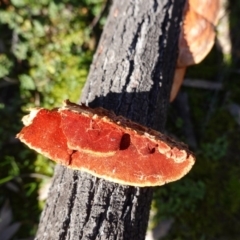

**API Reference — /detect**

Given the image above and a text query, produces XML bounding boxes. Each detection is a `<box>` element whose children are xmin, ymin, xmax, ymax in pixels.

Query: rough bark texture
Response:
<box><xmin>35</xmin><ymin>0</ymin><xmax>185</xmax><ymax>239</ymax></box>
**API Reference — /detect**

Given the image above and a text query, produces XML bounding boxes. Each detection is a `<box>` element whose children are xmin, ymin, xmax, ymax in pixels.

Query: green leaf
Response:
<box><xmin>0</xmin><ymin>55</ymin><xmax>13</xmax><ymax>78</ymax></box>
<box><xmin>12</xmin><ymin>43</ymin><xmax>28</xmax><ymax>60</ymax></box>
<box><xmin>11</xmin><ymin>0</ymin><xmax>27</xmax><ymax>7</ymax></box>
<box><xmin>33</xmin><ymin>20</ymin><xmax>45</xmax><ymax>37</ymax></box>
<box><xmin>19</xmin><ymin>74</ymin><xmax>36</xmax><ymax>90</ymax></box>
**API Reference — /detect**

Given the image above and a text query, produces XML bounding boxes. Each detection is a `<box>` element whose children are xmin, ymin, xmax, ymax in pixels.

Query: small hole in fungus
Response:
<box><xmin>120</xmin><ymin>133</ymin><xmax>131</xmax><ymax>150</ymax></box>
<box><xmin>149</xmin><ymin>147</ymin><xmax>155</xmax><ymax>154</ymax></box>
<box><xmin>148</xmin><ymin>143</ymin><xmax>158</xmax><ymax>154</ymax></box>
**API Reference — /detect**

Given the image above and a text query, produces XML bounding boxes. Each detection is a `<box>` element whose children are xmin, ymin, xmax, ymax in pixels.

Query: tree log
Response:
<box><xmin>35</xmin><ymin>0</ymin><xmax>185</xmax><ymax>239</ymax></box>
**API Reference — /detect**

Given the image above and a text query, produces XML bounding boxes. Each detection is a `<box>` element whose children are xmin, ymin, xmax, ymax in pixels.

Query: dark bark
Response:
<box><xmin>35</xmin><ymin>0</ymin><xmax>185</xmax><ymax>239</ymax></box>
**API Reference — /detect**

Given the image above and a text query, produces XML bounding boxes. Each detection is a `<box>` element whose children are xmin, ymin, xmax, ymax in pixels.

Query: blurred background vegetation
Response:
<box><xmin>0</xmin><ymin>0</ymin><xmax>240</xmax><ymax>239</ymax></box>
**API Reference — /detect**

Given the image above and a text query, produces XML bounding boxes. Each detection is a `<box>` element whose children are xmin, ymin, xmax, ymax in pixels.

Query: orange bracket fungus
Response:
<box><xmin>17</xmin><ymin>100</ymin><xmax>195</xmax><ymax>187</ymax></box>
<box><xmin>170</xmin><ymin>0</ymin><xmax>220</xmax><ymax>102</ymax></box>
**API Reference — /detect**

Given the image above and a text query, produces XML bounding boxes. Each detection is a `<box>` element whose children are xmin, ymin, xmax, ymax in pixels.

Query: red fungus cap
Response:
<box><xmin>17</xmin><ymin>100</ymin><xmax>195</xmax><ymax>187</ymax></box>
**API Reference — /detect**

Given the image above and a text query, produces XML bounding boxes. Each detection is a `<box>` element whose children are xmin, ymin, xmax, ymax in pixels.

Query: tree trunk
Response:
<box><xmin>35</xmin><ymin>0</ymin><xmax>185</xmax><ymax>239</ymax></box>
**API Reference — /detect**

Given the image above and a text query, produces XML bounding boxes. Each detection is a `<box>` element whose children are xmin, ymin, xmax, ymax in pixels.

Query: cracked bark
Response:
<box><xmin>35</xmin><ymin>0</ymin><xmax>185</xmax><ymax>239</ymax></box>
